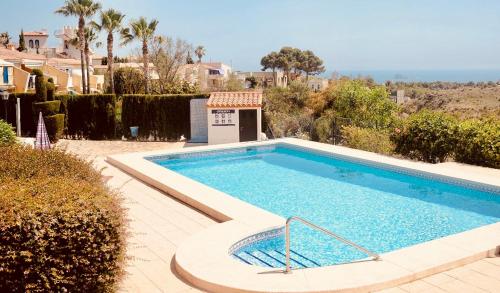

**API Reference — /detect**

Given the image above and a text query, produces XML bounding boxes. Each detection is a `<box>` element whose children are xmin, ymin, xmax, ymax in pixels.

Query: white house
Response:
<box><xmin>23</xmin><ymin>30</ymin><xmax>49</xmax><ymax>55</ymax></box>
<box><xmin>306</xmin><ymin>77</ymin><xmax>329</xmax><ymax>92</ymax></box>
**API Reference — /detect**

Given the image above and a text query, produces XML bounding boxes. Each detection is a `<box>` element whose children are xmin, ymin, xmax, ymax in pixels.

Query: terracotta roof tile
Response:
<box><xmin>23</xmin><ymin>31</ymin><xmax>48</xmax><ymax>36</ymax></box>
<box><xmin>207</xmin><ymin>91</ymin><xmax>262</xmax><ymax>108</ymax></box>
<box><xmin>0</xmin><ymin>47</ymin><xmax>47</xmax><ymax>61</ymax></box>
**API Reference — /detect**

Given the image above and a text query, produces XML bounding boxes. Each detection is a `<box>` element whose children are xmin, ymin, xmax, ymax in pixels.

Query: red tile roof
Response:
<box><xmin>23</xmin><ymin>31</ymin><xmax>48</xmax><ymax>36</ymax></box>
<box><xmin>0</xmin><ymin>47</ymin><xmax>47</xmax><ymax>61</ymax></box>
<box><xmin>207</xmin><ymin>91</ymin><xmax>263</xmax><ymax>108</ymax></box>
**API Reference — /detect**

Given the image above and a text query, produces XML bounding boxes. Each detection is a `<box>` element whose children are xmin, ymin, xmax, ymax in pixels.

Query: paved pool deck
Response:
<box><xmin>58</xmin><ymin>139</ymin><xmax>500</xmax><ymax>293</ymax></box>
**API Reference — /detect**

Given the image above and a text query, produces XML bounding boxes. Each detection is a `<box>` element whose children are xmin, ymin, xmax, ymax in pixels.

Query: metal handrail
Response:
<box><xmin>285</xmin><ymin>216</ymin><xmax>380</xmax><ymax>273</ymax></box>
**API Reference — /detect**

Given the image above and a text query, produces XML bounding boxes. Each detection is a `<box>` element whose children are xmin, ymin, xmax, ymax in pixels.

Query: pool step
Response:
<box><xmin>233</xmin><ymin>249</ymin><xmax>321</xmax><ymax>269</ymax></box>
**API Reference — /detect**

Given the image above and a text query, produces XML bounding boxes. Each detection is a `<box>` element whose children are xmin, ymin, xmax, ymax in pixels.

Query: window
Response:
<box><xmin>35</xmin><ymin>40</ymin><xmax>39</xmax><ymax>48</ymax></box>
<box><xmin>29</xmin><ymin>40</ymin><xmax>34</xmax><ymax>48</ymax></box>
<box><xmin>2</xmin><ymin>67</ymin><xmax>8</xmax><ymax>84</ymax></box>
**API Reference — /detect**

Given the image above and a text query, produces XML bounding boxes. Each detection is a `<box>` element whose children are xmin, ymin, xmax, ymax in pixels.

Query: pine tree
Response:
<box><xmin>18</xmin><ymin>29</ymin><xmax>26</xmax><ymax>52</ymax></box>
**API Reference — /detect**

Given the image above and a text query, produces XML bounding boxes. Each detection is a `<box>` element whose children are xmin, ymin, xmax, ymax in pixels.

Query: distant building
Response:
<box><xmin>23</xmin><ymin>30</ymin><xmax>49</xmax><ymax>55</ymax></box>
<box><xmin>390</xmin><ymin>90</ymin><xmax>410</xmax><ymax>104</ymax></box>
<box><xmin>236</xmin><ymin>71</ymin><xmax>288</xmax><ymax>88</ymax></box>
<box><xmin>306</xmin><ymin>77</ymin><xmax>329</xmax><ymax>92</ymax></box>
<box><xmin>0</xmin><ymin>46</ymin><xmax>104</xmax><ymax>93</ymax></box>
<box><xmin>178</xmin><ymin>62</ymin><xmax>233</xmax><ymax>91</ymax></box>
<box><xmin>93</xmin><ymin>62</ymin><xmax>159</xmax><ymax>80</ymax></box>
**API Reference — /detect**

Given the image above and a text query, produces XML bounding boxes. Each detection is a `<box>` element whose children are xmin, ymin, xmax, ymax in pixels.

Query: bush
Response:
<box><xmin>341</xmin><ymin>125</ymin><xmax>394</xmax><ymax>155</ymax></box>
<box><xmin>392</xmin><ymin>110</ymin><xmax>457</xmax><ymax>163</ymax></box>
<box><xmin>32</xmin><ymin>100</ymin><xmax>61</xmax><ymax>116</ymax></box>
<box><xmin>0</xmin><ymin>120</ymin><xmax>16</xmax><ymax>145</ymax></box>
<box><xmin>114</xmin><ymin>68</ymin><xmax>145</xmax><ymax>95</ymax></box>
<box><xmin>454</xmin><ymin>118</ymin><xmax>500</xmax><ymax>168</ymax></box>
<box><xmin>121</xmin><ymin>94</ymin><xmax>209</xmax><ymax>140</ymax></box>
<box><xmin>44</xmin><ymin>114</ymin><xmax>65</xmax><ymax>142</ymax></box>
<box><xmin>313</xmin><ymin>113</ymin><xmax>333</xmax><ymax>143</ymax></box>
<box><xmin>0</xmin><ymin>145</ymin><xmax>125</xmax><ymax>292</ymax></box>
<box><xmin>46</xmin><ymin>80</ymin><xmax>55</xmax><ymax>101</ymax></box>
<box><xmin>32</xmin><ymin>69</ymin><xmax>47</xmax><ymax>102</ymax></box>
<box><xmin>65</xmin><ymin>94</ymin><xmax>116</xmax><ymax>140</ymax></box>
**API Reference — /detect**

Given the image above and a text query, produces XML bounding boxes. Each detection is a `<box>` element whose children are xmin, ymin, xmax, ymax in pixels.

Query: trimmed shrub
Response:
<box><xmin>0</xmin><ymin>145</ymin><xmax>125</xmax><ymax>292</ymax></box>
<box><xmin>341</xmin><ymin>125</ymin><xmax>394</xmax><ymax>155</ymax></box>
<box><xmin>392</xmin><ymin>110</ymin><xmax>457</xmax><ymax>163</ymax></box>
<box><xmin>13</xmin><ymin>93</ymin><xmax>37</xmax><ymax>135</ymax></box>
<box><xmin>44</xmin><ymin>114</ymin><xmax>65</xmax><ymax>142</ymax></box>
<box><xmin>32</xmin><ymin>69</ymin><xmax>47</xmax><ymax>102</ymax></box>
<box><xmin>46</xmin><ymin>80</ymin><xmax>55</xmax><ymax>101</ymax></box>
<box><xmin>0</xmin><ymin>119</ymin><xmax>16</xmax><ymax>145</ymax></box>
<box><xmin>65</xmin><ymin>94</ymin><xmax>116</xmax><ymax>140</ymax></box>
<box><xmin>32</xmin><ymin>100</ymin><xmax>61</xmax><ymax>116</ymax></box>
<box><xmin>454</xmin><ymin>118</ymin><xmax>500</xmax><ymax>168</ymax></box>
<box><xmin>121</xmin><ymin>94</ymin><xmax>209</xmax><ymax>140</ymax></box>
<box><xmin>0</xmin><ymin>145</ymin><xmax>101</xmax><ymax>181</ymax></box>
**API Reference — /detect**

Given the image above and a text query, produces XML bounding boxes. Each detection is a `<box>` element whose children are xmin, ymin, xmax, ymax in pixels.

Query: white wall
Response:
<box><xmin>207</xmin><ymin>107</ymin><xmax>262</xmax><ymax>145</ymax></box>
<box><xmin>25</xmin><ymin>36</ymin><xmax>49</xmax><ymax>53</ymax></box>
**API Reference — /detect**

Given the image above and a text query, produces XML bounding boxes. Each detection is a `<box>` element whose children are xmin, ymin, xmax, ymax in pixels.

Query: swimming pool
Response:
<box><xmin>150</xmin><ymin>145</ymin><xmax>500</xmax><ymax>268</ymax></box>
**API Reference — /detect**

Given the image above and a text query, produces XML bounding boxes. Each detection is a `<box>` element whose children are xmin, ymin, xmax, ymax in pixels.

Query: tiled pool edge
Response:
<box><xmin>106</xmin><ymin>138</ymin><xmax>500</xmax><ymax>293</ymax></box>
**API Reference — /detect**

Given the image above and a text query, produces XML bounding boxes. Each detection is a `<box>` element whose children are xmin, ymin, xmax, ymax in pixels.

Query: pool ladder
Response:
<box><xmin>285</xmin><ymin>216</ymin><xmax>380</xmax><ymax>273</ymax></box>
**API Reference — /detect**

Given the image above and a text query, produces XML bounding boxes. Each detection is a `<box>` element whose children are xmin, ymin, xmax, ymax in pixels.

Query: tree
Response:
<box><xmin>261</xmin><ymin>47</ymin><xmax>326</xmax><ymax>85</ymax></box>
<box><xmin>84</xmin><ymin>27</ymin><xmax>101</xmax><ymax>93</ymax></box>
<box><xmin>223</xmin><ymin>73</ymin><xmax>244</xmax><ymax>91</ymax></box>
<box><xmin>32</xmin><ymin>69</ymin><xmax>47</xmax><ymax>102</ymax></box>
<box><xmin>194</xmin><ymin>46</ymin><xmax>205</xmax><ymax>63</ymax></box>
<box><xmin>113</xmin><ymin>67</ymin><xmax>145</xmax><ymax>95</ymax></box>
<box><xmin>121</xmin><ymin>17</ymin><xmax>159</xmax><ymax>94</ymax></box>
<box><xmin>260</xmin><ymin>51</ymin><xmax>279</xmax><ymax>86</ymax></box>
<box><xmin>0</xmin><ymin>32</ymin><xmax>10</xmax><ymax>48</ymax></box>
<box><xmin>186</xmin><ymin>52</ymin><xmax>194</xmax><ymax>64</ymax></box>
<box><xmin>18</xmin><ymin>30</ymin><xmax>26</xmax><ymax>52</ymax></box>
<box><xmin>55</xmin><ymin>0</ymin><xmax>101</xmax><ymax>94</ymax></box>
<box><xmin>298</xmin><ymin>50</ymin><xmax>325</xmax><ymax>80</ymax></box>
<box><xmin>148</xmin><ymin>35</ymin><xmax>193</xmax><ymax>94</ymax></box>
<box><xmin>92</xmin><ymin>8</ymin><xmax>125</xmax><ymax>94</ymax></box>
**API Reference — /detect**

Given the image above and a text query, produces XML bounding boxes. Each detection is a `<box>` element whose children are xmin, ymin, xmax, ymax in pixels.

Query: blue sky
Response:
<box><xmin>2</xmin><ymin>0</ymin><xmax>500</xmax><ymax>71</ymax></box>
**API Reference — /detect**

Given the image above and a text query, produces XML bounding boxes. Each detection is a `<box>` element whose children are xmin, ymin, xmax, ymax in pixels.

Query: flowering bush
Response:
<box><xmin>392</xmin><ymin>110</ymin><xmax>457</xmax><ymax>163</ymax></box>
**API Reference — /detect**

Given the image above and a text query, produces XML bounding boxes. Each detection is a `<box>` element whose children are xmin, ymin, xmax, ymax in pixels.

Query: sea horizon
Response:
<box><xmin>327</xmin><ymin>69</ymin><xmax>500</xmax><ymax>83</ymax></box>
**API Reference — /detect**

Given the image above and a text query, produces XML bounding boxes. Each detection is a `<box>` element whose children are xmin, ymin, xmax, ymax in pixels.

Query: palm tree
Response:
<box><xmin>92</xmin><ymin>9</ymin><xmax>124</xmax><ymax>94</ymax></box>
<box><xmin>84</xmin><ymin>27</ymin><xmax>101</xmax><ymax>93</ymax></box>
<box><xmin>194</xmin><ymin>46</ymin><xmax>205</xmax><ymax>63</ymax></box>
<box><xmin>55</xmin><ymin>0</ymin><xmax>101</xmax><ymax>94</ymax></box>
<box><xmin>121</xmin><ymin>17</ymin><xmax>158</xmax><ymax>94</ymax></box>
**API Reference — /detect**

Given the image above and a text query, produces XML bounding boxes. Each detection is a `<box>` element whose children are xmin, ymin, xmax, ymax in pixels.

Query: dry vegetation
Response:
<box><xmin>395</xmin><ymin>82</ymin><xmax>500</xmax><ymax>119</ymax></box>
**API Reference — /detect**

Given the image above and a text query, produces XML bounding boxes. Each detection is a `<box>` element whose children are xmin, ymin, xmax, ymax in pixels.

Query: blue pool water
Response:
<box><xmin>151</xmin><ymin>145</ymin><xmax>500</xmax><ymax>268</ymax></box>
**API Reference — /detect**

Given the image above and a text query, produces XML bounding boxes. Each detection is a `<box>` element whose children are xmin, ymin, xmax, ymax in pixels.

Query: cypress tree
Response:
<box><xmin>18</xmin><ymin>29</ymin><xmax>26</xmax><ymax>52</ymax></box>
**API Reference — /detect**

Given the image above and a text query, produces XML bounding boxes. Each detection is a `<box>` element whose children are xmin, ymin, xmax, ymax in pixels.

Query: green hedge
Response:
<box><xmin>45</xmin><ymin>114</ymin><xmax>65</xmax><ymax>142</ymax></box>
<box><xmin>0</xmin><ymin>145</ymin><xmax>125</xmax><ymax>292</ymax></box>
<box><xmin>64</xmin><ymin>94</ymin><xmax>117</xmax><ymax>140</ymax></box>
<box><xmin>454</xmin><ymin>118</ymin><xmax>500</xmax><ymax>168</ymax></box>
<box><xmin>121</xmin><ymin>94</ymin><xmax>209</xmax><ymax>140</ymax></box>
<box><xmin>33</xmin><ymin>100</ymin><xmax>61</xmax><ymax>116</ymax></box>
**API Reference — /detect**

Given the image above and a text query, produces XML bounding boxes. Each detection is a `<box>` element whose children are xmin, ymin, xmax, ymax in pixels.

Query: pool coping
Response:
<box><xmin>106</xmin><ymin>138</ymin><xmax>500</xmax><ymax>293</ymax></box>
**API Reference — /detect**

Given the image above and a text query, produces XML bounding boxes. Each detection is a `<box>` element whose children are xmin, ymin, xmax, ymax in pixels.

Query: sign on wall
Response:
<box><xmin>211</xmin><ymin>109</ymin><xmax>235</xmax><ymax>126</ymax></box>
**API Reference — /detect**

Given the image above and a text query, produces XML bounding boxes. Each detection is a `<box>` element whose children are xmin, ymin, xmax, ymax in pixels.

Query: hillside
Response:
<box><xmin>394</xmin><ymin>83</ymin><xmax>500</xmax><ymax>119</ymax></box>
